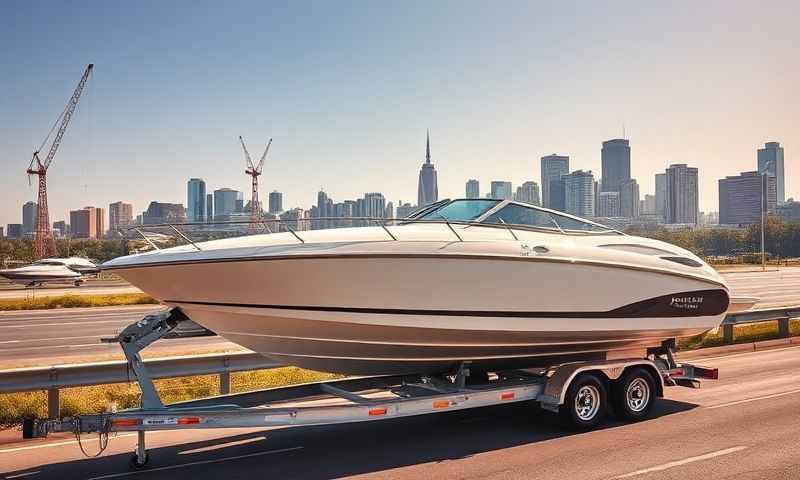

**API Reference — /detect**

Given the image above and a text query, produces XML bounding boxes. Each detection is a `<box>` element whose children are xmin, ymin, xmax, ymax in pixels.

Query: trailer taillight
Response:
<box><xmin>501</xmin><ymin>392</ymin><xmax>515</xmax><ymax>401</ymax></box>
<box><xmin>177</xmin><ymin>417</ymin><xmax>200</xmax><ymax>425</ymax></box>
<box><xmin>112</xmin><ymin>418</ymin><xmax>141</xmax><ymax>427</ymax></box>
<box><xmin>368</xmin><ymin>408</ymin><xmax>387</xmax><ymax>416</ymax></box>
<box><xmin>433</xmin><ymin>400</ymin><xmax>451</xmax><ymax>409</ymax></box>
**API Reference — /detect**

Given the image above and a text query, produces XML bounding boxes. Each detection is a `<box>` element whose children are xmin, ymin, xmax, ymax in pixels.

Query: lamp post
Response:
<box><xmin>761</xmin><ymin>173</ymin><xmax>766</xmax><ymax>271</ymax></box>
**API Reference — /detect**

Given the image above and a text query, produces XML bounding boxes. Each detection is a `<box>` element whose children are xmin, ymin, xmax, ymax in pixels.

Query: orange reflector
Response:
<box><xmin>177</xmin><ymin>417</ymin><xmax>200</xmax><ymax>425</ymax></box>
<box><xmin>501</xmin><ymin>392</ymin><xmax>515</xmax><ymax>401</ymax></box>
<box><xmin>368</xmin><ymin>408</ymin><xmax>388</xmax><ymax>416</ymax></box>
<box><xmin>112</xmin><ymin>418</ymin><xmax>141</xmax><ymax>427</ymax></box>
<box><xmin>433</xmin><ymin>400</ymin><xmax>450</xmax><ymax>409</ymax></box>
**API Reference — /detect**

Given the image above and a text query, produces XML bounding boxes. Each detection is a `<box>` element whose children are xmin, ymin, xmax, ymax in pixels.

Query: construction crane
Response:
<box><xmin>239</xmin><ymin>136</ymin><xmax>272</xmax><ymax>233</ymax></box>
<box><xmin>27</xmin><ymin>63</ymin><xmax>94</xmax><ymax>259</ymax></box>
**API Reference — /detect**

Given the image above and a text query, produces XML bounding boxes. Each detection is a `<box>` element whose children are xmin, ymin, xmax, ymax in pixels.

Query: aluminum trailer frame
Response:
<box><xmin>30</xmin><ymin>308</ymin><xmax>718</xmax><ymax>468</ymax></box>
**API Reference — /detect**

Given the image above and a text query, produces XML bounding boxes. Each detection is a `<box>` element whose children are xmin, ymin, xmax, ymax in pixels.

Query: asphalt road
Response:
<box><xmin>0</xmin><ymin>280</ymin><xmax>141</xmax><ymax>300</ymax></box>
<box><xmin>0</xmin><ymin>306</ymin><xmax>241</xmax><ymax>367</ymax></box>
<box><xmin>0</xmin><ymin>269</ymin><xmax>797</xmax><ymax>368</ymax></box>
<box><xmin>2</xmin><ymin>344</ymin><xmax>799</xmax><ymax>479</ymax></box>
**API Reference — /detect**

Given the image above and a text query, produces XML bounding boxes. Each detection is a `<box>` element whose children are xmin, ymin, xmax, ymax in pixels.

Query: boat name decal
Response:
<box><xmin>669</xmin><ymin>296</ymin><xmax>704</xmax><ymax>310</ymax></box>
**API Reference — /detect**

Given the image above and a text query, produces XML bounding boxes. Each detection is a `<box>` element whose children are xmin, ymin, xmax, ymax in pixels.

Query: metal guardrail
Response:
<box><xmin>721</xmin><ymin>306</ymin><xmax>800</xmax><ymax>344</ymax></box>
<box><xmin>0</xmin><ymin>352</ymin><xmax>284</xmax><ymax>419</ymax></box>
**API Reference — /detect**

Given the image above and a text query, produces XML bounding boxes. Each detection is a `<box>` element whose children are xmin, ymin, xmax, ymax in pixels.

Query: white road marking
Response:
<box><xmin>87</xmin><ymin>446</ymin><xmax>304</xmax><ymax>479</ymax></box>
<box><xmin>0</xmin><ymin>320</ymin><xmax>133</xmax><ymax>329</ymax></box>
<box><xmin>681</xmin><ymin>344</ymin><xmax>800</xmax><ymax>363</ymax></box>
<box><xmin>4</xmin><ymin>471</ymin><xmax>41</xmax><ymax>479</ymax></box>
<box><xmin>178</xmin><ymin>436</ymin><xmax>266</xmax><ymax>454</ymax></box>
<box><xmin>610</xmin><ymin>446</ymin><xmax>748</xmax><ymax>479</ymax></box>
<box><xmin>0</xmin><ymin>434</ymin><xmax>135</xmax><ymax>454</ymax></box>
<box><xmin>707</xmin><ymin>388</ymin><xmax>800</xmax><ymax>409</ymax></box>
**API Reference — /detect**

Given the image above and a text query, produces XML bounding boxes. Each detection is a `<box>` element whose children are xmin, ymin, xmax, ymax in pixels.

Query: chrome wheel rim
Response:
<box><xmin>574</xmin><ymin>384</ymin><xmax>601</xmax><ymax>420</ymax></box>
<box><xmin>626</xmin><ymin>378</ymin><xmax>650</xmax><ymax>412</ymax></box>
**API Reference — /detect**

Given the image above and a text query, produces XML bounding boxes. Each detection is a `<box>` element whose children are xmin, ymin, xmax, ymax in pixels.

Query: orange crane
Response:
<box><xmin>28</xmin><ymin>64</ymin><xmax>94</xmax><ymax>258</ymax></box>
<box><xmin>238</xmin><ymin>136</ymin><xmax>271</xmax><ymax>233</ymax></box>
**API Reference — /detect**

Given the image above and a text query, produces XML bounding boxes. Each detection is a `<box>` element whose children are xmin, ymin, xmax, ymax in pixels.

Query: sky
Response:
<box><xmin>1</xmin><ymin>0</ymin><xmax>797</xmax><ymax>228</ymax></box>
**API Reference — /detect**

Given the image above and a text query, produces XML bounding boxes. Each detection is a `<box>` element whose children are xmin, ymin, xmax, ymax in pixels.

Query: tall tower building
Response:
<box><xmin>363</xmin><ymin>193</ymin><xmax>387</xmax><ymax>219</ymax></box>
<box><xmin>186</xmin><ymin>178</ymin><xmax>206</xmax><ymax>222</ymax></box>
<box><xmin>619</xmin><ymin>179</ymin><xmax>640</xmax><ymax>218</ymax></box>
<box><xmin>540</xmin><ymin>154</ymin><xmax>569</xmax><ymax>208</ymax></box>
<box><xmin>601</xmin><ymin>139</ymin><xmax>631</xmax><ymax>193</ymax></box>
<box><xmin>109</xmin><ymin>202</ymin><xmax>133</xmax><ymax>233</ymax></box>
<box><xmin>490</xmin><ymin>181</ymin><xmax>513</xmax><ymax>200</ymax></box>
<box><xmin>22</xmin><ymin>201</ymin><xmax>38</xmax><ymax>235</ymax></box>
<box><xmin>719</xmin><ymin>171</ymin><xmax>777</xmax><ymax>225</ymax></box>
<box><xmin>206</xmin><ymin>194</ymin><xmax>213</xmax><ymax>222</ymax></box>
<box><xmin>515</xmin><ymin>181</ymin><xmax>541</xmax><ymax>206</ymax></box>
<box><xmin>268</xmin><ymin>191</ymin><xmax>283</xmax><ymax>214</ymax></box>
<box><xmin>597</xmin><ymin>191</ymin><xmax>620</xmax><ymax>217</ymax></box>
<box><xmin>465</xmin><ymin>179</ymin><xmax>480</xmax><ymax>199</ymax></box>
<box><xmin>664</xmin><ymin>164</ymin><xmax>699</xmax><ymax>224</ymax></box>
<box><xmin>563</xmin><ymin>170</ymin><xmax>595</xmax><ymax>217</ymax></box>
<box><xmin>417</xmin><ymin>130</ymin><xmax>439</xmax><ymax>207</ymax></box>
<box><xmin>655</xmin><ymin>173</ymin><xmax>667</xmax><ymax>218</ymax></box>
<box><xmin>758</xmin><ymin>142</ymin><xmax>785</xmax><ymax>204</ymax></box>
<box><xmin>213</xmin><ymin>188</ymin><xmax>240</xmax><ymax>219</ymax></box>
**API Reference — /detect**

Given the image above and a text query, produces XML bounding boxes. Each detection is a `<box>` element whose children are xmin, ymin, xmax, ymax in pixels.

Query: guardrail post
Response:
<box><xmin>723</xmin><ymin>324</ymin><xmax>735</xmax><ymax>344</ymax></box>
<box><xmin>47</xmin><ymin>388</ymin><xmax>60</xmax><ymax>419</ymax></box>
<box><xmin>778</xmin><ymin>317</ymin><xmax>790</xmax><ymax>338</ymax></box>
<box><xmin>219</xmin><ymin>371</ymin><xmax>231</xmax><ymax>395</ymax></box>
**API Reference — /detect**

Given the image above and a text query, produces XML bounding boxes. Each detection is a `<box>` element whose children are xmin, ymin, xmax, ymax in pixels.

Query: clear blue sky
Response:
<box><xmin>1</xmin><ymin>0</ymin><xmax>797</xmax><ymax>227</ymax></box>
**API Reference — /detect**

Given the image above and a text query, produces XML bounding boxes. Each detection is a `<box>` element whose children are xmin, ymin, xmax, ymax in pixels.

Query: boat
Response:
<box><xmin>102</xmin><ymin>198</ymin><xmax>754</xmax><ymax>375</ymax></box>
<box><xmin>0</xmin><ymin>257</ymin><xmax>100</xmax><ymax>287</ymax></box>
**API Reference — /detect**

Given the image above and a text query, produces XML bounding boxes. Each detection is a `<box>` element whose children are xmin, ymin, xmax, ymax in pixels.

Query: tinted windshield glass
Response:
<box><xmin>550</xmin><ymin>214</ymin><xmax>615</xmax><ymax>232</ymax></box>
<box><xmin>482</xmin><ymin>204</ymin><xmax>558</xmax><ymax>229</ymax></box>
<box><xmin>421</xmin><ymin>199</ymin><xmax>499</xmax><ymax>222</ymax></box>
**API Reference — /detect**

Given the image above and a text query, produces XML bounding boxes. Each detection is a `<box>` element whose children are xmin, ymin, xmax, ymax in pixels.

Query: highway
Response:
<box><xmin>0</xmin><ymin>268</ymin><xmax>798</xmax><ymax>368</ymax></box>
<box><xmin>0</xmin><ymin>280</ymin><xmax>140</xmax><ymax>300</ymax></box>
<box><xmin>1</xmin><ymin>344</ymin><xmax>799</xmax><ymax>479</ymax></box>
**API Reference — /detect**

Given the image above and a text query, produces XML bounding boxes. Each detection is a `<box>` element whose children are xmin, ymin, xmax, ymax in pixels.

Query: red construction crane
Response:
<box><xmin>239</xmin><ymin>136</ymin><xmax>271</xmax><ymax>233</ymax></box>
<box><xmin>28</xmin><ymin>63</ymin><xmax>94</xmax><ymax>258</ymax></box>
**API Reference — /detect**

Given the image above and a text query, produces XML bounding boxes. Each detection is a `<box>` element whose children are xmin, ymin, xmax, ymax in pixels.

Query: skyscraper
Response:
<box><xmin>465</xmin><ymin>179</ymin><xmax>480</xmax><ymax>199</ymax></box>
<box><xmin>363</xmin><ymin>192</ymin><xmax>387</xmax><ymax>219</ymax></box>
<box><xmin>540</xmin><ymin>154</ymin><xmax>569</xmax><ymax>208</ymax></box>
<box><xmin>109</xmin><ymin>202</ymin><xmax>133</xmax><ymax>233</ymax></box>
<box><xmin>655</xmin><ymin>173</ymin><xmax>667</xmax><ymax>218</ymax></box>
<box><xmin>563</xmin><ymin>170</ymin><xmax>595</xmax><ymax>217</ymax></box>
<box><xmin>515</xmin><ymin>181</ymin><xmax>541</xmax><ymax>206</ymax></box>
<box><xmin>641</xmin><ymin>194</ymin><xmax>656</xmax><ymax>215</ymax></box>
<box><xmin>268</xmin><ymin>191</ymin><xmax>283</xmax><ymax>214</ymax></box>
<box><xmin>664</xmin><ymin>164</ymin><xmax>699</xmax><ymax>224</ymax></box>
<box><xmin>597</xmin><ymin>191</ymin><xmax>620</xmax><ymax>217</ymax></box>
<box><xmin>214</xmin><ymin>188</ymin><xmax>241</xmax><ymax>219</ymax></box>
<box><xmin>206</xmin><ymin>194</ymin><xmax>213</xmax><ymax>222</ymax></box>
<box><xmin>417</xmin><ymin>131</ymin><xmax>438</xmax><ymax>207</ymax></box>
<box><xmin>719</xmin><ymin>171</ymin><xmax>777</xmax><ymax>225</ymax></box>
<box><xmin>758</xmin><ymin>142</ymin><xmax>785</xmax><ymax>204</ymax></box>
<box><xmin>619</xmin><ymin>179</ymin><xmax>640</xmax><ymax>218</ymax></box>
<box><xmin>70</xmin><ymin>207</ymin><xmax>100</xmax><ymax>239</ymax></box>
<box><xmin>601</xmin><ymin>139</ymin><xmax>631</xmax><ymax>193</ymax></box>
<box><xmin>396</xmin><ymin>202</ymin><xmax>416</xmax><ymax>219</ymax></box>
<box><xmin>490</xmin><ymin>181</ymin><xmax>513</xmax><ymax>200</ymax></box>
<box><xmin>186</xmin><ymin>178</ymin><xmax>206</xmax><ymax>222</ymax></box>
<box><xmin>22</xmin><ymin>201</ymin><xmax>37</xmax><ymax>235</ymax></box>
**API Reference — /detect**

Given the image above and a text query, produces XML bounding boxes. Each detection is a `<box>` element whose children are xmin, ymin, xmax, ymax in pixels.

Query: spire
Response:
<box><xmin>425</xmin><ymin>129</ymin><xmax>431</xmax><ymax>164</ymax></box>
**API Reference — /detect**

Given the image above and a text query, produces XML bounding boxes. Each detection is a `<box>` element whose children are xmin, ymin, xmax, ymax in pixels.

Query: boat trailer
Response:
<box><xmin>28</xmin><ymin>308</ymin><xmax>719</xmax><ymax>468</ymax></box>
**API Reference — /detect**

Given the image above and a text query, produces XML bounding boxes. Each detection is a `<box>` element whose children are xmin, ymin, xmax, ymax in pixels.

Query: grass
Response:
<box><xmin>677</xmin><ymin>318</ymin><xmax>800</xmax><ymax>350</ymax></box>
<box><xmin>0</xmin><ymin>366</ymin><xmax>342</xmax><ymax>427</ymax></box>
<box><xmin>0</xmin><ymin>293</ymin><xmax>158</xmax><ymax>311</ymax></box>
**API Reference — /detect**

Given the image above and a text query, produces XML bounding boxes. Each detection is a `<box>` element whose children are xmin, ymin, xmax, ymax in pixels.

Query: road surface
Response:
<box><xmin>0</xmin><ymin>280</ymin><xmax>140</xmax><ymax>300</ymax></box>
<box><xmin>0</xmin><ymin>269</ymin><xmax>797</xmax><ymax>368</ymax></box>
<box><xmin>2</xmin><ymin>344</ymin><xmax>799</xmax><ymax>479</ymax></box>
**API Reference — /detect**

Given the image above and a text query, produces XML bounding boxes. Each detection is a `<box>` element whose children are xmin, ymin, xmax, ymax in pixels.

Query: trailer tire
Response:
<box><xmin>559</xmin><ymin>373</ymin><xmax>607</xmax><ymax>430</ymax></box>
<box><xmin>612</xmin><ymin>367</ymin><xmax>656</xmax><ymax>421</ymax></box>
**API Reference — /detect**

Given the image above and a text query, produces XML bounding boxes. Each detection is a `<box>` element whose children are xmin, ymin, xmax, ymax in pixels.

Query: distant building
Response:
<box><xmin>777</xmin><ymin>200</ymin><xmax>800</xmax><ymax>222</ymax></box>
<box><xmin>109</xmin><ymin>201</ymin><xmax>133</xmax><ymax>234</ymax></box>
<box><xmin>563</xmin><ymin>170</ymin><xmax>595</xmax><ymax>217</ymax></box>
<box><xmin>514</xmin><ymin>181</ymin><xmax>540</xmax><ymax>206</ymax></box>
<box><xmin>601</xmin><ymin>139</ymin><xmax>631</xmax><ymax>193</ymax></box>
<box><xmin>465</xmin><ymin>179</ymin><xmax>480</xmax><ymax>199</ymax></box>
<box><xmin>597</xmin><ymin>191</ymin><xmax>620</xmax><ymax>217</ymax></box>
<box><xmin>417</xmin><ymin>131</ymin><xmax>438</xmax><ymax>207</ymax></box>
<box><xmin>718</xmin><ymin>171</ymin><xmax>777</xmax><ymax>225</ymax></box>
<box><xmin>541</xmin><ymin>154</ymin><xmax>569</xmax><ymax>208</ymax></box>
<box><xmin>214</xmin><ymin>188</ymin><xmax>241</xmax><ymax>219</ymax></box>
<box><xmin>363</xmin><ymin>192</ymin><xmax>387</xmax><ymax>219</ymax></box>
<box><xmin>655</xmin><ymin>173</ymin><xmax>667</xmax><ymax>218</ymax></box>
<box><xmin>665</xmin><ymin>164</ymin><xmax>699</xmax><ymax>224</ymax></box>
<box><xmin>490</xmin><ymin>181</ymin><xmax>513</xmax><ymax>200</ymax></box>
<box><xmin>396</xmin><ymin>202</ymin><xmax>416</xmax><ymax>219</ymax></box>
<box><xmin>548</xmin><ymin>178</ymin><xmax>566</xmax><ymax>212</ymax></box>
<box><xmin>141</xmin><ymin>202</ymin><xmax>186</xmax><ymax>225</ymax></box>
<box><xmin>6</xmin><ymin>224</ymin><xmax>22</xmax><ymax>239</ymax></box>
<box><xmin>619</xmin><ymin>179</ymin><xmax>640</xmax><ymax>218</ymax></box>
<box><xmin>187</xmin><ymin>178</ymin><xmax>206</xmax><ymax>222</ymax></box>
<box><xmin>758</xmin><ymin>142</ymin><xmax>785</xmax><ymax>204</ymax></box>
<box><xmin>641</xmin><ymin>194</ymin><xmax>656</xmax><ymax>215</ymax></box>
<box><xmin>22</xmin><ymin>201</ymin><xmax>37</xmax><ymax>235</ymax></box>
<box><xmin>279</xmin><ymin>208</ymin><xmax>310</xmax><ymax>231</ymax></box>
<box><xmin>268</xmin><ymin>191</ymin><xmax>283</xmax><ymax>214</ymax></box>
<box><xmin>206</xmin><ymin>194</ymin><xmax>213</xmax><ymax>222</ymax></box>
<box><xmin>70</xmin><ymin>207</ymin><xmax>99</xmax><ymax>239</ymax></box>
<box><xmin>52</xmin><ymin>221</ymin><xmax>68</xmax><ymax>237</ymax></box>
<box><xmin>0</xmin><ymin>226</ymin><xmax>3</xmax><ymax>238</ymax></box>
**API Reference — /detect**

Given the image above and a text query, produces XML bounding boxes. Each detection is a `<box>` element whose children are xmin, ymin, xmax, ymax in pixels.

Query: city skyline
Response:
<box><xmin>1</xmin><ymin>1</ymin><xmax>797</xmax><ymax>228</ymax></box>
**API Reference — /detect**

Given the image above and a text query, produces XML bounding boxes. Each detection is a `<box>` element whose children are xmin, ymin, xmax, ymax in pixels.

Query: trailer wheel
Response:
<box><xmin>612</xmin><ymin>367</ymin><xmax>656</xmax><ymax>421</ymax></box>
<box><xmin>129</xmin><ymin>452</ymin><xmax>149</xmax><ymax>469</ymax></box>
<box><xmin>559</xmin><ymin>373</ymin><xmax>607</xmax><ymax>430</ymax></box>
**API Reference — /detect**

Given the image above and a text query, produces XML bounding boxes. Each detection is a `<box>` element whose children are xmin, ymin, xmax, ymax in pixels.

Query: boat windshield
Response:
<box><xmin>419</xmin><ymin>199</ymin><xmax>500</xmax><ymax>222</ymax></box>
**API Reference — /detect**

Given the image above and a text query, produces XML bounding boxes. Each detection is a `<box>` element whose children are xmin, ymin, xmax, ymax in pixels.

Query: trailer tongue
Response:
<box><xmin>29</xmin><ymin>308</ymin><xmax>719</xmax><ymax>469</ymax></box>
